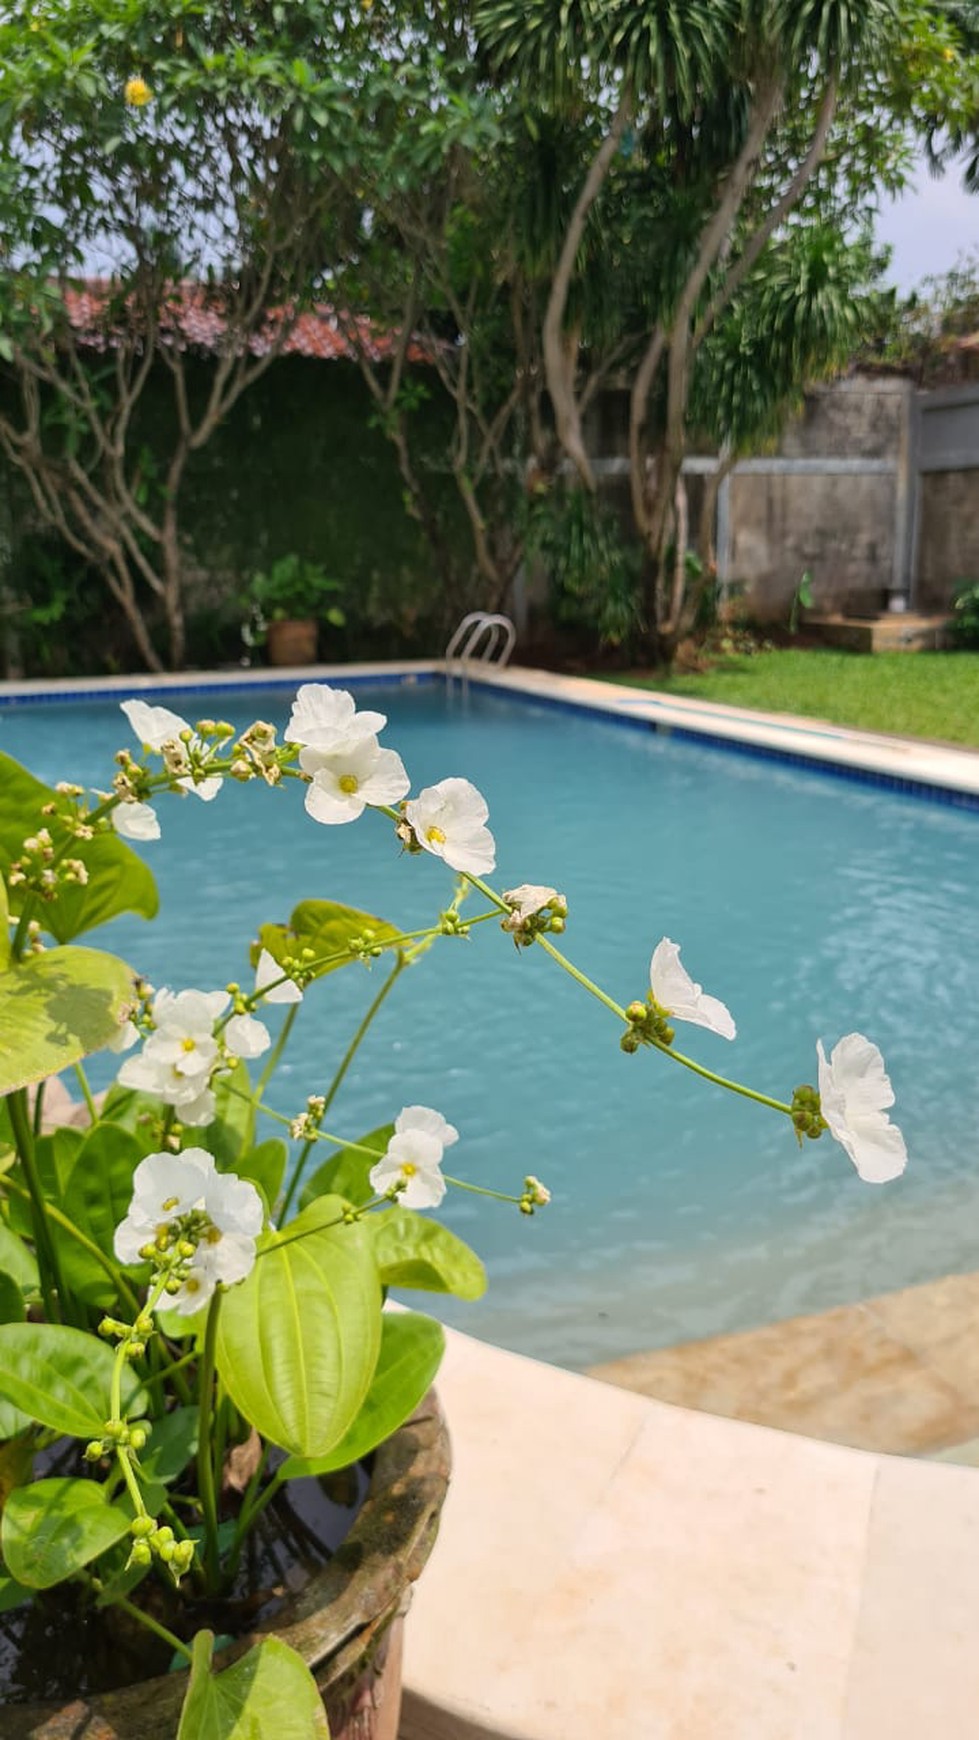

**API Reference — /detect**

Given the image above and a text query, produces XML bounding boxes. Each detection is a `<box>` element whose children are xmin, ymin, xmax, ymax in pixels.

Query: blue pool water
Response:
<box><xmin>2</xmin><ymin>680</ymin><xmax>978</xmax><ymax>1368</ymax></box>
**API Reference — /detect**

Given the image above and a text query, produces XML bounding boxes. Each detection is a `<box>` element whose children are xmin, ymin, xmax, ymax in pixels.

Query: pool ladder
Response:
<box><xmin>445</xmin><ymin>613</ymin><xmax>516</xmax><ymax>688</ymax></box>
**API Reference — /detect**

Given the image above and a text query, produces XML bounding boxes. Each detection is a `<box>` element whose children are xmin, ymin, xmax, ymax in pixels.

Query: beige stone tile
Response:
<box><xmin>863</xmin><ymin>1270</ymin><xmax>979</xmax><ymax>1404</ymax></box>
<box><xmin>590</xmin><ymin>1300</ymin><xmax>975</xmax><ymax>1454</ymax></box>
<box><xmin>844</xmin><ymin>1456</ymin><xmax>979</xmax><ymax>1740</ymax></box>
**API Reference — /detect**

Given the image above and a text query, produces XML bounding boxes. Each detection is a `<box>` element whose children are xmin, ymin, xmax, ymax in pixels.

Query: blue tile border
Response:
<box><xmin>1</xmin><ymin>663</ymin><xmax>977</xmax><ymax>815</ymax></box>
<box><xmin>466</xmin><ymin>674</ymin><xmax>979</xmax><ymax>814</ymax></box>
<box><xmin>0</xmin><ymin>669</ymin><xmax>439</xmax><ymax>710</ymax></box>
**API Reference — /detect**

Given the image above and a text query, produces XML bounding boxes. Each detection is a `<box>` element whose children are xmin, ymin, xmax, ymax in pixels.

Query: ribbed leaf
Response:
<box><xmin>3</xmin><ymin>1478</ymin><xmax>131</xmax><ymax>1589</ymax></box>
<box><xmin>0</xmin><ymin>1322</ymin><xmax>147</xmax><ymax>1438</ymax></box>
<box><xmin>177</xmin><ymin>1631</ymin><xmax>329</xmax><ymax>1740</ymax></box>
<box><xmin>0</xmin><ymin>945</ymin><xmax>136</xmax><ymax>1094</ymax></box>
<box><xmin>215</xmin><ymin>1197</ymin><xmax>381</xmax><ymax>1458</ymax></box>
<box><xmin>279</xmin><ymin>1310</ymin><xmax>443</xmax><ymax>1480</ymax></box>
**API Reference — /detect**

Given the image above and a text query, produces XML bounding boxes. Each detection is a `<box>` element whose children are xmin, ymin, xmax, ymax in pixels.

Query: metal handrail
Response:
<box><xmin>445</xmin><ymin>612</ymin><xmax>516</xmax><ymax>676</ymax></box>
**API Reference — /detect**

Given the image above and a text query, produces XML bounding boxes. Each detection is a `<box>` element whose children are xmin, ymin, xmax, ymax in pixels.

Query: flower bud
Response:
<box><xmin>625</xmin><ymin>1001</ymin><xmax>648</xmax><ymax>1024</ymax></box>
<box><xmin>128</xmin><ymin>1540</ymin><xmax>152</xmax><ymax>1567</ymax></box>
<box><xmin>131</xmin><ymin>1515</ymin><xmax>154</xmax><ymax>1538</ymax></box>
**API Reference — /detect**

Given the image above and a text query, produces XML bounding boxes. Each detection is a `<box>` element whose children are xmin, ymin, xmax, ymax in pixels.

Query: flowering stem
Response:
<box><xmin>279</xmin><ymin>954</ymin><xmax>406</xmax><ymax>1223</ymax></box>
<box><xmin>94</xmin><ymin>1584</ymin><xmax>193</xmax><ymax>1663</ymax></box>
<box><xmin>532</xmin><ymin>934</ymin><xmax>631</xmax><ymax>1021</ymax></box>
<box><xmin>72</xmin><ymin>1062</ymin><xmax>99</xmax><ymax>1125</ymax></box>
<box><xmin>245</xmin><ymin>1004</ymin><xmax>299</xmax><ymax>1149</ymax></box>
<box><xmin>442</xmin><ymin>1175</ymin><xmax>525</xmax><ymax>1206</ymax></box>
<box><xmin>197</xmin><ymin>1291</ymin><xmax>223</xmax><ymax>1590</ymax></box>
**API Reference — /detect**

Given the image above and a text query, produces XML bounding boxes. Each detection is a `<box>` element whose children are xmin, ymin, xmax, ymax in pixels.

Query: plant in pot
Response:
<box><xmin>243</xmin><ymin>556</ymin><xmax>346</xmax><ymax>667</ymax></box>
<box><xmin>0</xmin><ymin>683</ymin><xmax>908</xmax><ymax>1737</ymax></box>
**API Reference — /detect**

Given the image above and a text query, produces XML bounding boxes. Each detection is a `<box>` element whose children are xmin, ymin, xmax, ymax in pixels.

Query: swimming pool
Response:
<box><xmin>3</xmin><ymin>677</ymin><xmax>978</xmax><ymax>1367</ymax></box>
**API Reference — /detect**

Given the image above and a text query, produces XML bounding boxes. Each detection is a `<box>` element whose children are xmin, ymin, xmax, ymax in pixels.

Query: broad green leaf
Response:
<box><xmin>0</xmin><ymin>1571</ymin><xmax>31</xmax><ymax>1612</ymax></box>
<box><xmin>0</xmin><ymin>1436</ymin><xmax>33</xmax><ymax>1511</ymax></box>
<box><xmin>237</xmin><ymin>1139</ymin><xmax>288</xmax><ymax>1209</ymax></box>
<box><xmin>202</xmin><ymin>1063</ymin><xmax>253</xmax><ymax>1169</ymax></box>
<box><xmin>98</xmin><ymin>1085</ymin><xmax>169</xmax><ymax>1155</ymax></box>
<box><xmin>7</xmin><ymin>1126</ymin><xmax>84</xmax><ymax>1239</ymax></box>
<box><xmin>0</xmin><ymin>750</ymin><xmax>158</xmax><ymax>943</ymax></box>
<box><xmin>177</xmin><ymin>1630</ymin><xmax>329</xmax><ymax>1740</ymax></box>
<box><xmin>215</xmin><ymin>1197</ymin><xmax>381</xmax><ymax>1459</ymax></box>
<box><xmin>58</xmin><ymin>1121</ymin><xmax>144</xmax><ymax>1304</ymax></box>
<box><xmin>0</xmin><ymin>1271</ymin><xmax>25</xmax><ymax>1324</ymax></box>
<box><xmin>0</xmin><ymin>945</ymin><xmax>137</xmax><ymax>1095</ymax></box>
<box><xmin>0</xmin><ymin>1219</ymin><xmax>38</xmax><ymax>1293</ymax></box>
<box><xmin>299</xmin><ymin>1124</ymin><xmax>392</xmax><ymax>1211</ymax></box>
<box><xmin>279</xmin><ymin>1310</ymin><xmax>443</xmax><ymax>1481</ymax></box>
<box><xmin>140</xmin><ymin>1406</ymin><xmax>198</xmax><ymax>1485</ymax></box>
<box><xmin>0</xmin><ymin>1322</ymin><xmax>147</xmax><ymax>1438</ymax></box>
<box><xmin>3</xmin><ymin>1478</ymin><xmax>132</xmax><ymax>1589</ymax></box>
<box><xmin>371</xmin><ymin>1209</ymin><xmax>487</xmax><ymax>1301</ymax></box>
<box><xmin>255</xmin><ymin>898</ymin><xmax>402</xmax><ymax>984</ymax></box>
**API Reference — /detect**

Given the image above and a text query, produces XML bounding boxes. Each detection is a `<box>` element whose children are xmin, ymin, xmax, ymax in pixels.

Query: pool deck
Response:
<box><xmin>3</xmin><ymin>657</ymin><xmax>979</xmax><ymax>803</ymax></box>
<box><xmin>590</xmin><ymin>1269</ymin><xmax>979</xmax><ymax>1462</ymax></box>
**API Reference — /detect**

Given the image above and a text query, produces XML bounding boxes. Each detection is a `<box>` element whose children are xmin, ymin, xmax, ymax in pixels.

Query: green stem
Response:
<box><xmin>245</xmin><ymin>1003</ymin><xmax>298</xmax><ymax>1148</ymax></box>
<box><xmin>7</xmin><ymin>1089</ymin><xmax>66</xmax><ymax>1324</ymax></box>
<box><xmin>533</xmin><ymin>934</ymin><xmax>630</xmax><ymax>1021</ymax></box>
<box><xmin>197</xmin><ymin>1292</ymin><xmax>223</xmax><ymax>1589</ymax></box>
<box><xmin>72</xmin><ymin>1062</ymin><xmax>99</xmax><ymax>1124</ymax></box>
<box><xmin>32</xmin><ymin>1081</ymin><xmax>45</xmax><ymax>1139</ymax></box>
<box><xmin>442</xmin><ymin>1174</ymin><xmax>524</xmax><ymax>1206</ymax></box>
<box><xmin>101</xmin><ymin>1587</ymin><xmax>193</xmax><ymax>1664</ymax></box>
<box><xmin>224</xmin><ymin>1441</ymin><xmax>272</xmax><ymax>1582</ymax></box>
<box><xmin>279</xmin><ymin>954</ymin><xmax>406</xmax><ymax>1223</ymax></box>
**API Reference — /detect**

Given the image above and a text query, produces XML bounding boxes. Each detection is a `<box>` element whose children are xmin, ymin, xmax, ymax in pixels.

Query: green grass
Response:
<box><xmin>606</xmin><ymin>649</ymin><xmax>979</xmax><ymax>748</ymax></box>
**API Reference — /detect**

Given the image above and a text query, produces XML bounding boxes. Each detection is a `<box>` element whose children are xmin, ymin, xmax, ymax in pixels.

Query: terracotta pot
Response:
<box><xmin>266</xmin><ymin>618</ymin><xmax>319</xmax><ymax>666</ymax></box>
<box><xmin>4</xmin><ymin>1394</ymin><xmax>450</xmax><ymax>1740</ymax></box>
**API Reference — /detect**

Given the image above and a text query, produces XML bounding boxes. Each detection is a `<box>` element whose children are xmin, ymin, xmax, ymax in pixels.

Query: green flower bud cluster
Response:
<box><xmin>790</xmin><ymin>1084</ymin><xmax>827</xmax><ymax>1145</ymax></box>
<box><xmin>620</xmin><ymin>997</ymin><xmax>675</xmax><ymax>1053</ymax></box>
<box><xmin>518</xmin><ymin>1175</ymin><xmax>551</xmax><ymax>1215</ymax></box>
<box><xmin>127</xmin><ymin>1517</ymin><xmax>195</xmax><ymax>1582</ymax></box>
<box><xmin>84</xmin><ymin>1416</ymin><xmax>149</xmax><ymax>1460</ymax></box>
<box><xmin>348</xmin><ymin>927</ymin><xmax>385</xmax><ymax>960</ymax></box>
<box><xmin>6</xmin><ymin>827</ymin><xmax>89</xmax><ymax>902</ymax></box>
<box><xmin>501</xmin><ymin>893</ymin><xmax>568</xmax><ymax>949</ymax></box>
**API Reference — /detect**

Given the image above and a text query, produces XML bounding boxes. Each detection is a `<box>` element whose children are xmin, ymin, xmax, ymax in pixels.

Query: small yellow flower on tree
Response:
<box><xmin>124</xmin><ymin>75</ymin><xmax>152</xmax><ymax>107</ymax></box>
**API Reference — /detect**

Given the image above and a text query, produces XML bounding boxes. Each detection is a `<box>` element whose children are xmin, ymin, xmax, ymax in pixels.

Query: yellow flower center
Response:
<box><xmin>181</xmin><ymin>1037</ymin><xmax>196</xmax><ymax>1052</ymax></box>
<box><xmin>339</xmin><ymin>774</ymin><xmax>359</xmax><ymax>795</ymax></box>
<box><xmin>184</xmin><ymin>1275</ymin><xmax>202</xmax><ymax>1295</ymax></box>
<box><xmin>426</xmin><ymin>825</ymin><xmax>446</xmax><ymax>846</ymax></box>
<box><xmin>124</xmin><ymin>76</ymin><xmax>152</xmax><ymax>107</ymax></box>
<box><xmin>400</xmin><ymin>1162</ymin><xmax>418</xmax><ymax>1178</ymax></box>
<box><xmin>161</xmin><ymin>1195</ymin><xmax>179</xmax><ymax>1212</ymax></box>
<box><xmin>205</xmin><ymin>1226</ymin><xmax>223</xmax><ymax>1245</ymax></box>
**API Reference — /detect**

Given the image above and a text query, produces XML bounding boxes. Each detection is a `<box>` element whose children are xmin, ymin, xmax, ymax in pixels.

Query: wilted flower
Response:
<box><xmin>120</xmin><ymin>700</ymin><xmax>221</xmax><ymax>801</ymax></box>
<box><xmin>285</xmin><ymin>684</ymin><xmax>386</xmax><ymax>752</ymax></box>
<box><xmin>111</xmin><ymin>800</ymin><xmax>160</xmax><ymax>842</ymax></box>
<box><xmin>649</xmin><ymin>937</ymin><xmax>736</xmax><ymax>1041</ymax></box>
<box><xmin>300</xmin><ymin>736</ymin><xmax>409</xmax><ymax>824</ymax></box>
<box><xmin>255</xmin><ymin>947</ymin><xmax>303</xmax><ymax>1005</ymax></box>
<box><xmin>816</xmin><ymin>1034</ymin><xmax>908</xmax><ymax>1184</ymax></box>
<box><xmin>404</xmin><ymin>778</ymin><xmax>495</xmax><ymax>876</ymax></box>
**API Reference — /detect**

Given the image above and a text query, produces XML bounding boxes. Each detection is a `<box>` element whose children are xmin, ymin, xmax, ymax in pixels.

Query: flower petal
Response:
<box><xmin>649</xmin><ymin>937</ymin><xmax>736</xmax><ymax>1040</ymax></box>
<box><xmin>112</xmin><ymin>801</ymin><xmax>160</xmax><ymax>842</ymax></box>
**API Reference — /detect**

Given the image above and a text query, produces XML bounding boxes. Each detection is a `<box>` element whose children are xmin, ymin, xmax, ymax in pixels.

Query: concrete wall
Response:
<box><xmin>729</xmin><ymin>469</ymin><xmax>897</xmax><ymax>621</ymax></box>
<box><xmin>917</xmin><ymin>471</ymin><xmax>979</xmax><ymax>611</ymax></box>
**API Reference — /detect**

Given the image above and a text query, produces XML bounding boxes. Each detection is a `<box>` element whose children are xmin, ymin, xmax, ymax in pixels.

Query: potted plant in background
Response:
<box><xmin>0</xmin><ymin>683</ymin><xmax>908</xmax><ymax>1737</ymax></box>
<box><xmin>243</xmin><ymin>556</ymin><xmax>346</xmax><ymax>667</ymax></box>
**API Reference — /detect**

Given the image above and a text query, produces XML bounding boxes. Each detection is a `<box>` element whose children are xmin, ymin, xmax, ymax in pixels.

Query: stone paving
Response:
<box><xmin>590</xmin><ymin>1269</ymin><xmax>979</xmax><ymax>1461</ymax></box>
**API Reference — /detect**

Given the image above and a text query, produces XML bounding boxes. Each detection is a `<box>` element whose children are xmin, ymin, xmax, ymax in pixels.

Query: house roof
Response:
<box><xmin>60</xmin><ymin>280</ymin><xmax>429</xmax><ymax>364</ymax></box>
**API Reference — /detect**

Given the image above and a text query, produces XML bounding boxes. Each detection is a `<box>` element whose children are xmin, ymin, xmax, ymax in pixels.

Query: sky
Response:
<box><xmin>875</xmin><ymin>158</ymin><xmax>979</xmax><ymax>291</ymax></box>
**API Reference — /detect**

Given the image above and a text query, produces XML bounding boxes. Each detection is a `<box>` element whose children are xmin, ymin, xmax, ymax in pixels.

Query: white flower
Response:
<box><xmin>114</xmin><ymin>1148</ymin><xmax>216</xmax><ymax>1264</ymax></box>
<box><xmin>395</xmin><ymin>1104</ymin><xmax>459</xmax><ymax>1149</ymax></box>
<box><xmin>404</xmin><ymin>778</ymin><xmax>496</xmax><ymax>876</ymax></box>
<box><xmin>114</xmin><ymin>1146</ymin><xmax>263</xmax><ymax>1309</ymax></box>
<box><xmin>107</xmin><ymin>1017</ymin><xmax>140</xmax><ymax>1054</ymax></box>
<box><xmin>300</xmin><ymin>736</ymin><xmax>409</xmax><ymax>824</ymax></box>
<box><xmin>369</xmin><ymin>1128</ymin><xmax>446</xmax><ymax>1210</ymax></box>
<box><xmin>502</xmin><ymin>884</ymin><xmax>562</xmax><ymax>920</ymax></box>
<box><xmin>112</xmin><ymin>800</ymin><xmax>160</xmax><ymax>842</ymax></box>
<box><xmin>255</xmin><ymin>947</ymin><xmax>303</xmax><ymax>1005</ymax></box>
<box><xmin>648</xmin><ymin>937</ymin><xmax>736</xmax><ymax>1040</ymax></box>
<box><xmin>285</xmin><ymin>684</ymin><xmax>387</xmax><ymax>752</ymax></box>
<box><xmin>816</xmin><ymin>1034</ymin><xmax>908</xmax><ymax>1184</ymax></box>
<box><xmin>224</xmin><ymin>1013</ymin><xmax>271</xmax><ymax>1060</ymax></box>
<box><xmin>117</xmin><ymin>987</ymin><xmax>229</xmax><ymax>1122</ymax></box>
<box><xmin>121</xmin><ymin>698</ymin><xmax>221</xmax><ymax>801</ymax></box>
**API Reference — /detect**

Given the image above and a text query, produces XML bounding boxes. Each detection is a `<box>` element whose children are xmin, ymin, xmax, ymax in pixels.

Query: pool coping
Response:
<box><xmin>2</xmin><ymin>658</ymin><xmax>979</xmax><ymax>810</ymax></box>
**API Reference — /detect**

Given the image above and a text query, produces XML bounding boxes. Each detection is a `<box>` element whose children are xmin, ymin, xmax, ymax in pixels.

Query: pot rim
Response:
<box><xmin>3</xmin><ymin>1391</ymin><xmax>450</xmax><ymax>1740</ymax></box>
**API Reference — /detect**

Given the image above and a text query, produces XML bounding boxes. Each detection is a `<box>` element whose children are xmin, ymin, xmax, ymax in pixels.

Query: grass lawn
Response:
<box><xmin>607</xmin><ymin>649</ymin><xmax>979</xmax><ymax>748</ymax></box>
